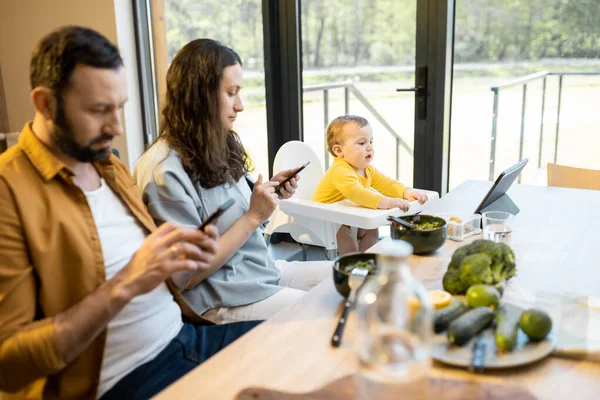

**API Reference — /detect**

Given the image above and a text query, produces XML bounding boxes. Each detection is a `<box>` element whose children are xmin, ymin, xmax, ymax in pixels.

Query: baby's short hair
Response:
<box><xmin>326</xmin><ymin>115</ymin><xmax>370</xmax><ymax>156</ymax></box>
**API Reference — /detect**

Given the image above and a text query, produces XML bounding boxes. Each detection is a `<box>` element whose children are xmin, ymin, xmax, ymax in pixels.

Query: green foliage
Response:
<box><xmin>164</xmin><ymin>0</ymin><xmax>599</xmax><ymax>74</ymax></box>
<box><xmin>164</xmin><ymin>0</ymin><xmax>264</xmax><ymax>69</ymax></box>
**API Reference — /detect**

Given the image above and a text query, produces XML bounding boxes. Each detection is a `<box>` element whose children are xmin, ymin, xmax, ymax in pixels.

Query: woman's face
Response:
<box><xmin>218</xmin><ymin>63</ymin><xmax>244</xmax><ymax>131</ymax></box>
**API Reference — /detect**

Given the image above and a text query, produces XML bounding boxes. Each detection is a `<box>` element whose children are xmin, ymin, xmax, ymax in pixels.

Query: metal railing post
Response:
<box><xmin>554</xmin><ymin>75</ymin><xmax>563</xmax><ymax>164</ymax></box>
<box><xmin>344</xmin><ymin>87</ymin><xmax>349</xmax><ymax>114</ymax></box>
<box><xmin>395</xmin><ymin>138</ymin><xmax>400</xmax><ymax>180</ymax></box>
<box><xmin>489</xmin><ymin>88</ymin><xmax>499</xmax><ymax>181</ymax></box>
<box><xmin>518</xmin><ymin>84</ymin><xmax>527</xmax><ymax>183</ymax></box>
<box><xmin>324</xmin><ymin>89</ymin><xmax>329</xmax><ymax>170</ymax></box>
<box><xmin>538</xmin><ymin>77</ymin><xmax>547</xmax><ymax>168</ymax></box>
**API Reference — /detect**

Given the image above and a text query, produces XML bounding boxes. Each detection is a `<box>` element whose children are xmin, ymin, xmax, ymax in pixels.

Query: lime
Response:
<box><xmin>519</xmin><ymin>309</ymin><xmax>552</xmax><ymax>341</ymax></box>
<box><xmin>465</xmin><ymin>284</ymin><xmax>501</xmax><ymax>309</ymax></box>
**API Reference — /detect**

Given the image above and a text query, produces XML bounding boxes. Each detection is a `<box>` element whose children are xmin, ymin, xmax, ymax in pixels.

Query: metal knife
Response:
<box><xmin>469</xmin><ymin>332</ymin><xmax>487</xmax><ymax>373</ymax></box>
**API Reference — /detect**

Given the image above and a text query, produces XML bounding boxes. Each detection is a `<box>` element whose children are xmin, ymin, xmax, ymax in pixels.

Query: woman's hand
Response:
<box><xmin>404</xmin><ymin>188</ymin><xmax>428</xmax><ymax>204</ymax></box>
<box><xmin>271</xmin><ymin>168</ymin><xmax>301</xmax><ymax>199</ymax></box>
<box><xmin>248</xmin><ymin>174</ymin><xmax>279</xmax><ymax>226</ymax></box>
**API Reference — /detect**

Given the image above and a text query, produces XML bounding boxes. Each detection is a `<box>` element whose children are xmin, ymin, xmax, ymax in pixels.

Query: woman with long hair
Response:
<box><xmin>134</xmin><ymin>39</ymin><xmax>330</xmax><ymax>323</ymax></box>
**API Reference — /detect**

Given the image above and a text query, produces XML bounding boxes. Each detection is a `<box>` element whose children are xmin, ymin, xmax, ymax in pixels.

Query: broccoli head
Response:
<box><xmin>497</xmin><ymin>242</ymin><xmax>516</xmax><ymax>281</ymax></box>
<box><xmin>444</xmin><ymin>240</ymin><xmax>517</xmax><ymax>294</ymax></box>
<box><xmin>442</xmin><ymin>269</ymin><xmax>469</xmax><ymax>295</ymax></box>
<box><xmin>466</xmin><ymin>240</ymin><xmax>503</xmax><ymax>261</ymax></box>
<box><xmin>447</xmin><ymin>246</ymin><xmax>469</xmax><ymax>271</ymax></box>
<box><xmin>447</xmin><ymin>240</ymin><xmax>500</xmax><ymax>269</ymax></box>
<box><xmin>459</xmin><ymin>253</ymin><xmax>494</xmax><ymax>286</ymax></box>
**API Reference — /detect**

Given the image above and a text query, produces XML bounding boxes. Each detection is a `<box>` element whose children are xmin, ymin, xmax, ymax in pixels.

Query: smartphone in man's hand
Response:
<box><xmin>274</xmin><ymin>161</ymin><xmax>310</xmax><ymax>193</ymax></box>
<box><xmin>198</xmin><ymin>198</ymin><xmax>235</xmax><ymax>231</ymax></box>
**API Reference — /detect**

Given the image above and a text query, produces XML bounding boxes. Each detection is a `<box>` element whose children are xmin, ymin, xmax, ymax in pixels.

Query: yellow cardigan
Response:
<box><xmin>313</xmin><ymin>157</ymin><xmax>408</xmax><ymax>209</ymax></box>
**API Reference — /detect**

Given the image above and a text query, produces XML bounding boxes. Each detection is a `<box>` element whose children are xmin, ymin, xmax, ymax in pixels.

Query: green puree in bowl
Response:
<box><xmin>411</xmin><ymin>220</ymin><xmax>444</xmax><ymax>230</ymax></box>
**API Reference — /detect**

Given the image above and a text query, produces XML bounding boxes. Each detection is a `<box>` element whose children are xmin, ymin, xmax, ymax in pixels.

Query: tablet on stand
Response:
<box><xmin>474</xmin><ymin>158</ymin><xmax>529</xmax><ymax>215</ymax></box>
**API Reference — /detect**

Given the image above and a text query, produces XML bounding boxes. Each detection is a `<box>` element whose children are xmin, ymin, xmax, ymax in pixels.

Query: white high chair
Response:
<box><xmin>264</xmin><ymin>141</ymin><xmax>440</xmax><ymax>260</ymax></box>
<box><xmin>264</xmin><ymin>141</ymin><xmax>335</xmax><ymax>258</ymax></box>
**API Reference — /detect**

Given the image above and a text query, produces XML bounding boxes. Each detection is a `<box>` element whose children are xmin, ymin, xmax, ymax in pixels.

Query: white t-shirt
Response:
<box><xmin>83</xmin><ymin>179</ymin><xmax>183</xmax><ymax>398</ymax></box>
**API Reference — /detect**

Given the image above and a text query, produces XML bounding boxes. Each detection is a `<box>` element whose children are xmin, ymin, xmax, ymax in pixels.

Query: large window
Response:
<box><xmin>143</xmin><ymin>1</ymin><xmax>597</xmax><ymax>195</ymax></box>
<box><xmin>144</xmin><ymin>0</ymin><xmax>451</xmax><ymax>192</ymax></box>
<box><xmin>158</xmin><ymin>0</ymin><xmax>269</xmax><ymax>177</ymax></box>
<box><xmin>449</xmin><ymin>0</ymin><xmax>600</xmax><ymax>189</ymax></box>
<box><xmin>300</xmin><ymin>0</ymin><xmax>417</xmax><ymax>187</ymax></box>
<box><xmin>142</xmin><ymin>0</ymin><xmax>449</xmax><ymax>193</ymax></box>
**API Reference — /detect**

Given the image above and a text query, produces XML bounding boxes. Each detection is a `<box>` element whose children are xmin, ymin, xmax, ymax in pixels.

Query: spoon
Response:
<box><xmin>387</xmin><ymin>215</ymin><xmax>416</xmax><ymax>230</ymax></box>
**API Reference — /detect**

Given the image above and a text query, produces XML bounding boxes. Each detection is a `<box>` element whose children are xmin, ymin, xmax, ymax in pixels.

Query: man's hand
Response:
<box><xmin>404</xmin><ymin>188</ymin><xmax>428</xmax><ymax>204</ymax></box>
<box><xmin>170</xmin><ymin>224</ymin><xmax>219</xmax><ymax>290</ymax></box>
<box><xmin>271</xmin><ymin>168</ymin><xmax>301</xmax><ymax>199</ymax></box>
<box><xmin>114</xmin><ymin>222</ymin><xmax>219</xmax><ymax>300</ymax></box>
<box><xmin>53</xmin><ymin>222</ymin><xmax>219</xmax><ymax>365</ymax></box>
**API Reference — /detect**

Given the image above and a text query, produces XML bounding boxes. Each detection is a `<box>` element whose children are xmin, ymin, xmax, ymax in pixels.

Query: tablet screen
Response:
<box><xmin>474</xmin><ymin>158</ymin><xmax>529</xmax><ymax>214</ymax></box>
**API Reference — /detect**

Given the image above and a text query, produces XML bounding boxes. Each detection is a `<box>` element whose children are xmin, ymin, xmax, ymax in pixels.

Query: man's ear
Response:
<box><xmin>30</xmin><ymin>87</ymin><xmax>56</xmax><ymax>121</ymax></box>
<box><xmin>332</xmin><ymin>144</ymin><xmax>343</xmax><ymax>157</ymax></box>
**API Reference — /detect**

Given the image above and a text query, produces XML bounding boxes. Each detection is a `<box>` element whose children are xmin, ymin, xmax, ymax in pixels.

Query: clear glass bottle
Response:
<box><xmin>354</xmin><ymin>240</ymin><xmax>433</xmax><ymax>400</ymax></box>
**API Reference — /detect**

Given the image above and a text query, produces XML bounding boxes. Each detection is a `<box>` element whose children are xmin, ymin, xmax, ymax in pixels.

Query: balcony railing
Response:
<box><xmin>489</xmin><ymin>71</ymin><xmax>600</xmax><ymax>182</ymax></box>
<box><xmin>303</xmin><ymin>72</ymin><xmax>600</xmax><ymax>185</ymax></box>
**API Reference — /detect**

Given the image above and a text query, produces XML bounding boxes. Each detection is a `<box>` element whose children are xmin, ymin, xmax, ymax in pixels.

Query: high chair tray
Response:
<box><xmin>279</xmin><ymin>190</ymin><xmax>439</xmax><ymax>230</ymax></box>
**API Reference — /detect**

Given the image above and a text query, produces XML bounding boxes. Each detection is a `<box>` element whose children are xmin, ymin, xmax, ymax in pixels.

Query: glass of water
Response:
<box><xmin>482</xmin><ymin>211</ymin><xmax>513</xmax><ymax>243</ymax></box>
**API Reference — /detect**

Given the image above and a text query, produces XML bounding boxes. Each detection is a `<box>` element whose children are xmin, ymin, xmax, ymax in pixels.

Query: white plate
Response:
<box><xmin>432</xmin><ymin>328</ymin><xmax>555</xmax><ymax>369</ymax></box>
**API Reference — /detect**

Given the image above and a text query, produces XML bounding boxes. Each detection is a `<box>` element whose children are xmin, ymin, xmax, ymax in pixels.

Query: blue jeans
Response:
<box><xmin>101</xmin><ymin>321</ymin><xmax>261</xmax><ymax>399</ymax></box>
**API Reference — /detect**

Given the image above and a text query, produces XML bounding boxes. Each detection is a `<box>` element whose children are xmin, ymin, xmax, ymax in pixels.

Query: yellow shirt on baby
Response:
<box><xmin>313</xmin><ymin>157</ymin><xmax>407</xmax><ymax>209</ymax></box>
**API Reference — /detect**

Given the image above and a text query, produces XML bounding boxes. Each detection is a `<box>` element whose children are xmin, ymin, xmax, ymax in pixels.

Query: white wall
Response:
<box><xmin>113</xmin><ymin>0</ymin><xmax>145</xmax><ymax>168</ymax></box>
<box><xmin>0</xmin><ymin>0</ymin><xmax>145</xmax><ymax>168</ymax></box>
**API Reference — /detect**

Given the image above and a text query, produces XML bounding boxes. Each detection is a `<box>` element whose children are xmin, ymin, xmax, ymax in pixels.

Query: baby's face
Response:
<box><xmin>338</xmin><ymin>123</ymin><xmax>374</xmax><ymax>170</ymax></box>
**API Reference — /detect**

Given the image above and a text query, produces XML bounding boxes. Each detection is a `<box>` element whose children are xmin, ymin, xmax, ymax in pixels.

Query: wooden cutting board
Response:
<box><xmin>236</xmin><ymin>375</ymin><xmax>536</xmax><ymax>400</ymax></box>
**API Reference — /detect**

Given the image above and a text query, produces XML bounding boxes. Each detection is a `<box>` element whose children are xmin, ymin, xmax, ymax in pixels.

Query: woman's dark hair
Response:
<box><xmin>30</xmin><ymin>26</ymin><xmax>123</xmax><ymax>98</ymax></box>
<box><xmin>159</xmin><ymin>38</ymin><xmax>252</xmax><ymax>188</ymax></box>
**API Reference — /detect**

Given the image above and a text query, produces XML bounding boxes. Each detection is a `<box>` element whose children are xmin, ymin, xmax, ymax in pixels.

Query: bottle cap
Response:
<box><xmin>376</xmin><ymin>239</ymin><xmax>413</xmax><ymax>259</ymax></box>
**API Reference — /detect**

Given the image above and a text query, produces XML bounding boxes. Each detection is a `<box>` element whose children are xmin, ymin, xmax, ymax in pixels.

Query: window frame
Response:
<box><xmin>262</xmin><ymin>0</ymin><xmax>304</xmax><ymax>177</ymax></box>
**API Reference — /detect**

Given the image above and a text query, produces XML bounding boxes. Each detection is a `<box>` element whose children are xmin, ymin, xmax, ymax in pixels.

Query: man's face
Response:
<box><xmin>51</xmin><ymin>65</ymin><xmax>128</xmax><ymax>163</ymax></box>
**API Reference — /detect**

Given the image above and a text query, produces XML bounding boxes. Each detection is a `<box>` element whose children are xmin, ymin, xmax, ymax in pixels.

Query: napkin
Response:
<box><xmin>502</xmin><ymin>282</ymin><xmax>600</xmax><ymax>363</ymax></box>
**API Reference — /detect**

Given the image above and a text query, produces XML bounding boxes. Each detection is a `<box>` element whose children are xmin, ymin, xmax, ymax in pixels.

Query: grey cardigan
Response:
<box><xmin>133</xmin><ymin>140</ymin><xmax>281</xmax><ymax>315</ymax></box>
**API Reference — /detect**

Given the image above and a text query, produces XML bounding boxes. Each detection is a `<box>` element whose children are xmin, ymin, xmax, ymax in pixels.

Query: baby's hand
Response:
<box><xmin>404</xmin><ymin>188</ymin><xmax>428</xmax><ymax>204</ymax></box>
<box><xmin>393</xmin><ymin>198</ymin><xmax>411</xmax><ymax>212</ymax></box>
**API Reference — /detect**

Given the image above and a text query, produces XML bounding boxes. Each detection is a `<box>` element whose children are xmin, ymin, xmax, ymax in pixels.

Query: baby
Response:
<box><xmin>313</xmin><ymin>115</ymin><xmax>427</xmax><ymax>255</ymax></box>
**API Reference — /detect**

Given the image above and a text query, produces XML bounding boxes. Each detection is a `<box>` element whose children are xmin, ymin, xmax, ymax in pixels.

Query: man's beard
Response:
<box><xmin>53</xmin><ymin>101</ymin><xmax>114</xmax><ymax>163</ymax></box>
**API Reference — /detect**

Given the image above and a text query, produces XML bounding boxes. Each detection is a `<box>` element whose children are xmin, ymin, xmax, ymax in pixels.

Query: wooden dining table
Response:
<box><xmin>154</xmin><ymin>180</ymin><xmax>600</xmax><ymax>399</ymax></box>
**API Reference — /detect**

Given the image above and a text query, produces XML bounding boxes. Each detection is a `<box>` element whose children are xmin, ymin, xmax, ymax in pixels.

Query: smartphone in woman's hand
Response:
<box><xmin>274</xmin><ymin>161</ymin><xmax>310</xmax><ymax>193</ymax></box>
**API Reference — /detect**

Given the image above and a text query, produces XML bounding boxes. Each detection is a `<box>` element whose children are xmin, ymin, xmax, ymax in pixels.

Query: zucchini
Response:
<box><xmin>447</xmin><ymin>307</ymin><xmax>494</xmax><ymax>346</ymax></box>
<box><xmin>494</xmin><ymin>306</ymin><xmax>521</xmax><ymax>353</ymax></box>
<box><xmin>434</xmin><ymin>300</ymin><xmax>468</xmax><ymax>334</ymax></box>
